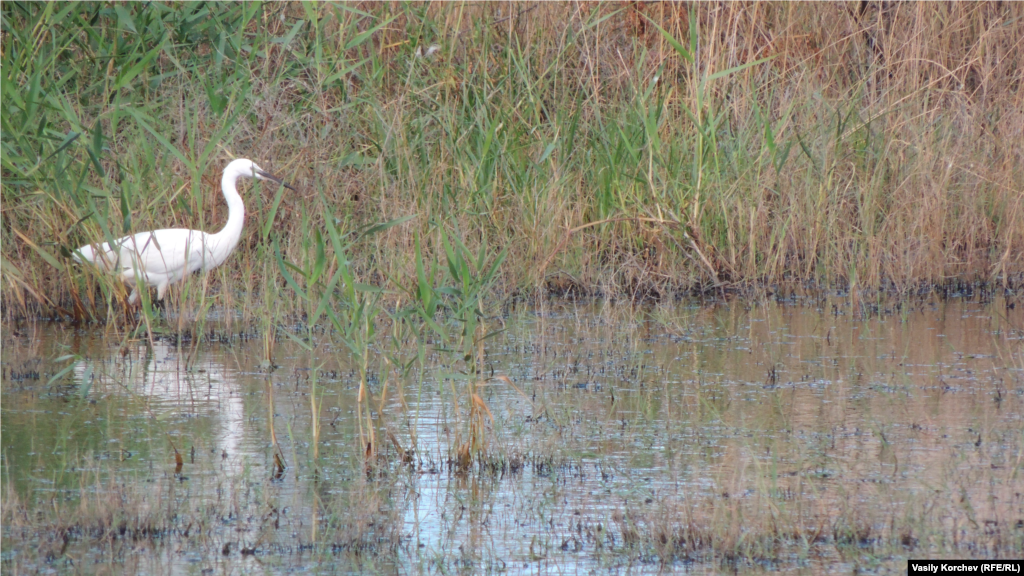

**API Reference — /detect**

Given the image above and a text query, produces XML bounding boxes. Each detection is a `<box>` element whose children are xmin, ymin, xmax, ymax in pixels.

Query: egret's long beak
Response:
<box><xmin>257</xmin><ymin>169</ymin><xmax>298</xmax><ymax>191</ymax></box>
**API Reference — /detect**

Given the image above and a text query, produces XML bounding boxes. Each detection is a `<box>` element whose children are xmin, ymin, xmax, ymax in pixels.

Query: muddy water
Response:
<box><xmin>2</xmin><ymin>296</ymin><xmax>1022</xmax><ymax>574</ymax></box>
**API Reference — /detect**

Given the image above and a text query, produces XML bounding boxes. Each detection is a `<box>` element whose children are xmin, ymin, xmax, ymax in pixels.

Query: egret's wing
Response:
<box><xmin>123</xmin><ymin>229</ymin><xmax>202</xmax><ymax>277</ymax></box>
<box><xmin>178</xmin><ymin>231</ymin><xmax>211</xmax><ymax>275</ymax></box>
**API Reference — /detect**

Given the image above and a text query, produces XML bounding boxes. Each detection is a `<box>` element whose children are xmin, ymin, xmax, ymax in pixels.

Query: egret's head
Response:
<box><xmin>225</xmin><ymin>158</ymin><xmax>296</xmax><ymax>190</ymax></box>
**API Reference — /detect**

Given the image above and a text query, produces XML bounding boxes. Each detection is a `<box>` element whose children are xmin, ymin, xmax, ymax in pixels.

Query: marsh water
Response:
<box><xmin>3</xmin><ymin>294</ymin><xmax>1023</xmax><ymax>574</ymax></box>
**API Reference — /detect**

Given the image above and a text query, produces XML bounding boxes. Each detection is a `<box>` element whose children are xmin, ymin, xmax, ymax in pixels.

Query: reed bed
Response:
<box><xmin>3</xmin><ymin>2</ymin><xmax>1022</xmax><ymax>323</ymax></box>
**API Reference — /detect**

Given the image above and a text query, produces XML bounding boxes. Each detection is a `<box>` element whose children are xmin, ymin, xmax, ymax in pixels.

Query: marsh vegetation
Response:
<box><xmin>3</xmin><ymin>2</ymin><xmax>1023</xmax><ymax>318</ymax></box>
<box><xmin>2</xmin><ymin>2</ymin><xmax>1024</xmax><ymax>574</ymax></box>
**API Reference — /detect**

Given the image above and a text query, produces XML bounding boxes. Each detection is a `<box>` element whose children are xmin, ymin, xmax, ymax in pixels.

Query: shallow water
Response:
<box><xmin>3</xmin><ymin>295</ymin><xmax>1023</xmax><ymax>574</ymax></box>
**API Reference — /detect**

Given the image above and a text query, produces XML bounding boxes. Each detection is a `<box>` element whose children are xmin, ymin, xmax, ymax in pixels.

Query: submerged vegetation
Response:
<box><xmin>3</xmin><ymin>2</ymin><xmax>1023</xmax><ymax>322</ymax></box>
<box><xmin>3</xmin><ymin>298</ymin><xmax>1023</xmax><ymax>573</ymax></box>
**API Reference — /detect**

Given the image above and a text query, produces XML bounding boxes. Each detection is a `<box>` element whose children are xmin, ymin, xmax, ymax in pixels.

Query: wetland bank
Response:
<box><xmin>3</xmin><ymin>2</ymin><xmax>1024</xmax><ymax>574</ymax></box>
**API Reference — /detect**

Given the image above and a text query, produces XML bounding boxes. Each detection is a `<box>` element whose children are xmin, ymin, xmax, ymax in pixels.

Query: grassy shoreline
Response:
<box><xmin>3</xmin><ymin>2</ymin><xmax>1023</xmax><ymax>323</ymax></box>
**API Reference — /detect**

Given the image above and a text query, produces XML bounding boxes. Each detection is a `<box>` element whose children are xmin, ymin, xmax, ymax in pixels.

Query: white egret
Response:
<box><xmin>74</xmin><ymin>158</ymin><xmax>295</xmax><ymax>304</ymax></box>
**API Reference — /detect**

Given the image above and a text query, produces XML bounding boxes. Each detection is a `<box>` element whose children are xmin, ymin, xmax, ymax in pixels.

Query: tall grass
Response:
<box><xmin>3</xmin><ymin>1</ymin><xmax>1023</xmax><ymax>322</ymax></box>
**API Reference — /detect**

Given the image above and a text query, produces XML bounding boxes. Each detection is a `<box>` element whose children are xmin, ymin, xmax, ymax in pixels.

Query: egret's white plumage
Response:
<box><xmin>74</xmin><ymin>158</ymin><xmax>294</xmax><ymax>304</ymax></box>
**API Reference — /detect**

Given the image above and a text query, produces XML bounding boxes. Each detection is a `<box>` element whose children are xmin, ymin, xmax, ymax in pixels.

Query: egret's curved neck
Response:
<box><xmin>213</xmin><ymin>170</ymin><xmax>246</xmax><ymax>251</ymax></box>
